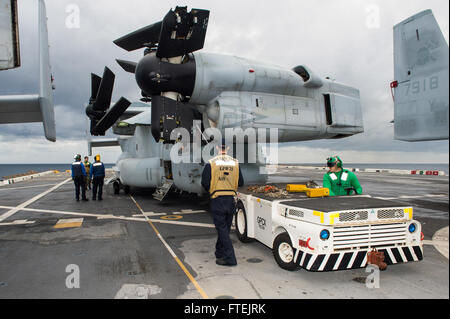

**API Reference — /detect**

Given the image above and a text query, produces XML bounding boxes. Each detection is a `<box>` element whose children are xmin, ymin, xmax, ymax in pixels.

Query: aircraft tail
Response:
<box><xmin>0</xmin><ymin>0</ymin><xmax>55</xmax><ymax>141</ymax></box>
<box><xmin>38</xmin><ymin>0</ymin><xmax>55</xmax><ymax>141</ymax></box>
<box><xmin>392</xmin><ymin>9</ymin><xmax>449</xmax><ymax>141</ymax></box>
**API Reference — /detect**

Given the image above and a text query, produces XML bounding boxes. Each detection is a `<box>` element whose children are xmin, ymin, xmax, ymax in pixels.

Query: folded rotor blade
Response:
<box><xmin>116</xmin><ymin>59</ymin><xmax>137</xmax><ymax>73</ymax></box>
<box><xmin>113</xmin><ymin>21</ymin><xmax>162</xmax><ymax>51</ymax></box>
<box><xmin>93</xmin><ymin>97</ymin><xmax>131</xmax><ymax>135</ymax></box>
<box><xmin>90</xmin><ymin>73</ymin><xmax>102</xmax><ymax>101</ymax></box>
<box><xmin>93</xmin><ymin>67</ymin><xmax>115</xmax><ymax>111</ymax></box>
<box><xmin>157</xmin><ymin>7</ymin><xmax>209</xmax><ymax>58</ymax></box>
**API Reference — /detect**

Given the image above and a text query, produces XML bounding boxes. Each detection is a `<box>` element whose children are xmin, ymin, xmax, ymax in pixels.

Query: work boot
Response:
<box><xmin>98</xmin><ymin>197</ymin><xmax>103</xmax><ymax>201</ymax></box>
<box><xmin>82</xmin><ymin>198</ymin><xmax>89</xmax><ymax>201</ymax></box>
<box><xmin>92</xmin><ymin>197</ymin><xmax>96</xmax><ymax>201</ymax></box>
<box><xmin>216</xmin><ymin>258</ymin><xmax>237</xmax><ymax>267</ymax></box>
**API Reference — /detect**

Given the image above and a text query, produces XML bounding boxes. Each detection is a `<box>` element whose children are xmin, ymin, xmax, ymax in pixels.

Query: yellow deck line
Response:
<box><xmin>130</xmin><ymin>195</ymin><xmax>209</xmax><ymax>299</ymax></box>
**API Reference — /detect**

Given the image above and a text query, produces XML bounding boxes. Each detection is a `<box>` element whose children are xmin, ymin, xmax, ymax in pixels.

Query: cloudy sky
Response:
<box><xmin>0</xmin><ymin>0</ymin><xmax>448</xmax><ymax>164</ymax></box>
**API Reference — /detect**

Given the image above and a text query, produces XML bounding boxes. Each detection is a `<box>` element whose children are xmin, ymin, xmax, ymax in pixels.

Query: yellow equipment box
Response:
<box><xmin>306</xmin><ymin>188</ymin><xmax>329</xmax><ymax>198</ymax></box>
<box><xmin>286</xmin><ymin>184</ymin><xmax>308</xmax><ymax>192</ymax></box>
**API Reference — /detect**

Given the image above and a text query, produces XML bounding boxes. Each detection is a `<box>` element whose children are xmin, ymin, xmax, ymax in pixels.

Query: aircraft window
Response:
<box><xmin>256</xmin><ymin>98</ymin><xmax>259</xmax><ymax>107</ymax></box>
<box><xmin>292</xmin><ymin>109</ymin><xmax>299</xmax><ymax>115</ymax></box>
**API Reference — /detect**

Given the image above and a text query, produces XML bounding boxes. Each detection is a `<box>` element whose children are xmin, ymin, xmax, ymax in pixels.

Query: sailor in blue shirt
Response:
<box><xmin>71</xmin><ymin>154</ymin><xmax>88</xmax><ymax>201</ymax></box>
<box><xmin>90</xmin><ymin>154</ymin><xmax>105</xmax><ymax>200</ymax></box>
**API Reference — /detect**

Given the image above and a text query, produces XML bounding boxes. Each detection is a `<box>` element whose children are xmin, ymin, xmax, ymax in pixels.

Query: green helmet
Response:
<box><xmin>327</xmin><ymin>156</ymin><xmax>343</xmax><ymax>168</ymax></box>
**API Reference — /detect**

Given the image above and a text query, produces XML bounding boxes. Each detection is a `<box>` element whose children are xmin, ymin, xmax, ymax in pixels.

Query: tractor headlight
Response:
<box><xmin>408</xmin><ymin>223</ymin><xmax>417</xmax><ymax>233</ymax></box>
<box><xmin>320</xmin><ymin>229</ymin><xmax>330</xmax><ymax>240</ymax></box>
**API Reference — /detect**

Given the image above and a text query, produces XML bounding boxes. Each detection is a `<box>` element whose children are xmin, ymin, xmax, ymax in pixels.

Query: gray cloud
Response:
<box><xmin>0</xmin><ymin>0</ymin><xmax>448</xmax><ymax>163</ymax></box>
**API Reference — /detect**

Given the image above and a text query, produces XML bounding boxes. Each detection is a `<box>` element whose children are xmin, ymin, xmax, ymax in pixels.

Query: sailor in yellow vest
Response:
<box><xmin>201</xmin><ymin>138</ymin><xmax>244</xmax><ymax>266</ymax></box>
<box><xmin>83</xmin><ymin>156</ymin><xmax>92</xmax><ymax>190</ymax></box>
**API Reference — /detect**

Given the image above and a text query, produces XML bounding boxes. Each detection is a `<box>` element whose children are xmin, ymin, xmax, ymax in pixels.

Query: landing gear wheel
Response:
<box><xmin>273</xmin><ymin>233</ymin><xmax>299</xmax><ymax>271</ymax></box>
<box><xmin>235</xmin><ymin>201</ymin><xmax>253</xmax><ymax>243</ymax></box>
<box><xmin>113</xmin><ymin>182</ymin><xmax>120</xmax><ymax>195</ymax></box>
<box><xmin>124</xmin><ymin>185</ymin><xmax>130</xmax><ymax>194</ymax></box>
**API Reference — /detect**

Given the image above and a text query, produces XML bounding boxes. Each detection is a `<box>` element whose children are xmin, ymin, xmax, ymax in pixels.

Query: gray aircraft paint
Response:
<box><xmin>393</xmin><ymin>9</ymin><xmax>449</xmax><ymax>142</ymax></box>
<box><xmin>0</xmin><ymin>0</ymin><xmax>55</xmax><ymax>142</ymax></box>
<box><xmin>193</xmin><ymin>52</ymin><xmax>364</xmax><ymax>142</ymax></box>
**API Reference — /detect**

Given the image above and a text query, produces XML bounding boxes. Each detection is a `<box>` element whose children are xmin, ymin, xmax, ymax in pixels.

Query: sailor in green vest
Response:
<box><xmin>323</xmin><ymin>156</ymin><xmax>363</xmax><ymax>196</ymax></box>
<box><xmin>201</xmin><ymin>138</ymin><xmax>244</xmax><ymax>266</ymax></box>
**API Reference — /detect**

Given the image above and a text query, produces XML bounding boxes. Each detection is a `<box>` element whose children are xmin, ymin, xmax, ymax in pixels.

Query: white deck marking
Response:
<box><xmin>132</xmin><ymin>210</ymin><xmax>207</xmax><ymax>217</ymax></box>
<box><xmin>0</xmin><ymin>183</ymin><xmax>58</xmax><ymax>191</ymax></box>
<box><xmin>0</xmin><ymin>205</ymin><xmax>216</xmax><ymax>228</ymax></box>
<box><xmin>145</xmin><ymin>218</ymin><xmax>215</xmax><ymax>228</ymax></box>
<box><xmin>0</xmin><ymin>219</ymin><xmax>35</xmax><ymax>226</ymax></box>
<box><xmin>0</xmin><ymin>178</ymin><xmax>71</xmax><ymax>222</ymax></box>
<box><xmin>423</xmin><ymin>226</ymin><xmax>449</xmax><ymax>259</ymax></box>
<box><xmin>0</xmin><ymin>205</ymin><xmax>146</xmax><ymax>222</ymax></box>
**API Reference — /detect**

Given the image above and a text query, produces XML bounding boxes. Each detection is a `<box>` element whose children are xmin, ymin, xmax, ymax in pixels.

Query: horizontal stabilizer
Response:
<box><xmin>87</xmin><ymin>138</ymin><xmax>120</xmax><ymax>156</ymax></box>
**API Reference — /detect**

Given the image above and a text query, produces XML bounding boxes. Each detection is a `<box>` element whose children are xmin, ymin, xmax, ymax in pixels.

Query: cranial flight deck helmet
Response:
<box><xmin>327</xmin><ymin>156</ymin><xmax>343</xmax><ymax>168</ymax></box>
<box><xmin>95</xmin><ymin>154</ymin><xmax>101</xmax><ymax>162</ymax></box>
<box><xmin>74</xmin><ymin>154</ymin><xmax>81</xmax><ymax>161</ymax></box>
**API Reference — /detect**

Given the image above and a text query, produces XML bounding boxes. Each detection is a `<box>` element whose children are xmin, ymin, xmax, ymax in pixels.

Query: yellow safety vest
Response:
<box><xmin>84</xmin><ymin>162</ymin><xmax>91</xmax><ymax>174</ymax></box>
<box><xmin>208</xmin><ymin>155</ymin><xmax>240</xmax><ymax>199</ymax></box>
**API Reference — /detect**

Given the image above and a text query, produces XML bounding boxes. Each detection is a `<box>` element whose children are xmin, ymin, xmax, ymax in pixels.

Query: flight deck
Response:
<box><xmin>0</xmin><ymin>166</ymin><xmax>448</xmax><ymax>299</ymax></box>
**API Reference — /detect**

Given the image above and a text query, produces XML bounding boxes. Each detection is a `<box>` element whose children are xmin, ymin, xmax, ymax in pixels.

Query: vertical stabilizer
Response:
<box><xmin>0</xmin><ymin>0</ymin><xmax>20</xmax><ymax>70</ymax></box>
<box><xmin>38</xmin><ymin>0</ymin><xmax>55</xmax><ymax>141</ymax></box>
<box><xmin>393</xmin><ymin>9</ymin><xmax>449</xmax><ymax>141</ymax></box>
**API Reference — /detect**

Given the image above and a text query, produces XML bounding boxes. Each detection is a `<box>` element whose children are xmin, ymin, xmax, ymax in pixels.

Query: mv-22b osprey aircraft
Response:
<box><xmin>85</xmin><ymin>6</ymin><xmax>364</xmax><ymax>200</ymax></box>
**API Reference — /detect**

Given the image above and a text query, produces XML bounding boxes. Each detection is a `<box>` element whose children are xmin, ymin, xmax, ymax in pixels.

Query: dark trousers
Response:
<box><xmin>92</xmin><ymin>176</ymin><xmax>104</xmax><ymax>199</ymax></box>
<box><xmin>73</xmin><ymin>176</ymin><xmax>86</xmax><ymax>200</ymax></box>
<box><xmin>211</xmin><ymin>196</ymin><xmax>237</xmax><ymax>264</ymax></box>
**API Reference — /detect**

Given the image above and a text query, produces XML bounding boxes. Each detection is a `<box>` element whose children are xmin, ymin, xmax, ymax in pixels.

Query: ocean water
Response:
<box><xmin>0</xmin><ymin>163</ymin><xmax>115</xmax><ymax>180</ymax></box>
<box><xmin>0</xmin><ymin>163</ymin><xmax>447</xmax><ymax>180</ymax></box>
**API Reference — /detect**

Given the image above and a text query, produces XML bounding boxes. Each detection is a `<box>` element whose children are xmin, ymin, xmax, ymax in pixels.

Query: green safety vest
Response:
<box><xmin>323</xmin><ymin>169</ymin><xmax>363</xmax><ymax>197</ymax></box>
